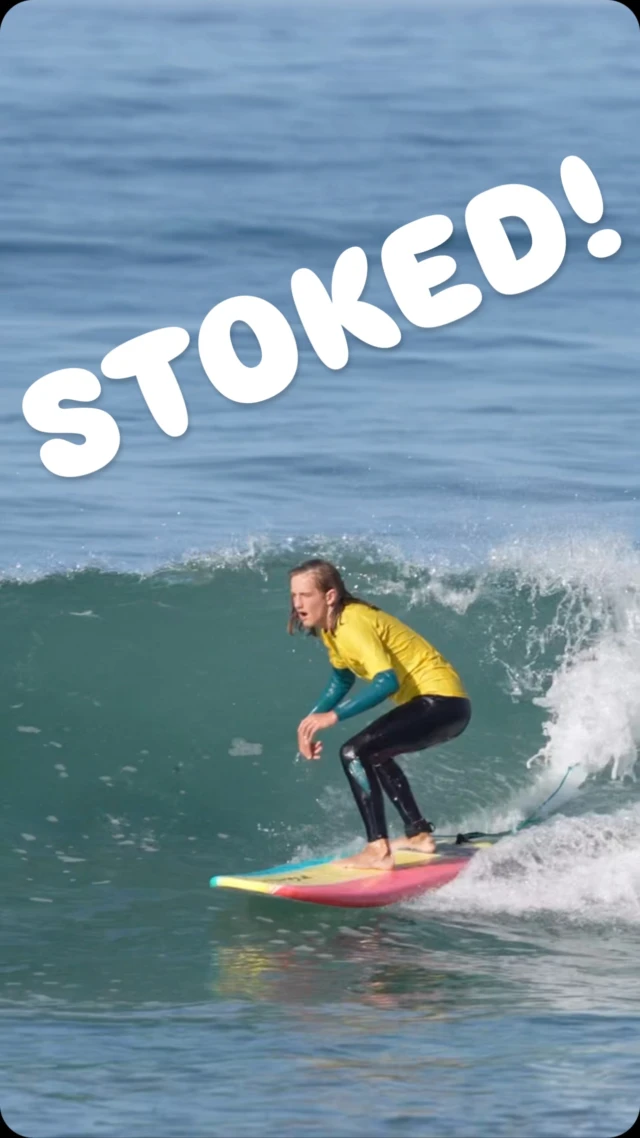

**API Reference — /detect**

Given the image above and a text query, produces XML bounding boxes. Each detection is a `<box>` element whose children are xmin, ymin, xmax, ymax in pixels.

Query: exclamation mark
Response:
<box><xmin>560</xmin><ymin>156</ymin><xmax>622</xmax><ymax>258</ymax></box>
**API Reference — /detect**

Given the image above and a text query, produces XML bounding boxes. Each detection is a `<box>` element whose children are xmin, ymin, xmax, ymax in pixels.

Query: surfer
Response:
<box><xmin>289</xmin><ymin>559</ymin><xmax>471</xmax><ymax>870</ymax></box>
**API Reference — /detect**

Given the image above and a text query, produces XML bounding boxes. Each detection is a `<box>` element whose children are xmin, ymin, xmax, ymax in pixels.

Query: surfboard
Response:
<box><xmin>209</xmin><ymin>836</ymin><xmax>496</xmax><ymax>908</ymax></box>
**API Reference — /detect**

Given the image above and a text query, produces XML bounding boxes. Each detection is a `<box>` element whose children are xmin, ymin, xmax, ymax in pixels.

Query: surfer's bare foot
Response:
<box><xmin>339</xmin><ymin>839</ymin><xmax>395</xmax><ymax>871</ymax></box>
<box><xmin>390</xmin><ymin>831</ymin><xmax>437</xmax><ymax>855</ymax></box>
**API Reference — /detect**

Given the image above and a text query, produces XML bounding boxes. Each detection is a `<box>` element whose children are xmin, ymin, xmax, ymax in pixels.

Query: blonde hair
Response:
<box><xmin>287</xmin><ymin>558</ymin><xmax>377</xmax><ymax>635</ymax></box>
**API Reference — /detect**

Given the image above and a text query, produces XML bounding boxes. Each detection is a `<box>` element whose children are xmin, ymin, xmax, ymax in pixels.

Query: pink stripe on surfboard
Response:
<box><xmin>273</xmin><ymin>855</ymin><xmax>470</xmax><ymax>908</ymax></box>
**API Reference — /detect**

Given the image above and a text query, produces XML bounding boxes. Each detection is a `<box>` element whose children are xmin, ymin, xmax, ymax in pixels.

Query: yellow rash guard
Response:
<box><xmin>320</xmin><ymin>603</ymin><xmax>467</xmax><ymax>704</ymax></box>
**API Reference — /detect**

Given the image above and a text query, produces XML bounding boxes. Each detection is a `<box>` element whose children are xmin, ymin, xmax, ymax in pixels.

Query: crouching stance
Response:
<box><xmin>289</xmin><ymin>559</ymin><xmax>471</xmax><ymax>870</ymax></box>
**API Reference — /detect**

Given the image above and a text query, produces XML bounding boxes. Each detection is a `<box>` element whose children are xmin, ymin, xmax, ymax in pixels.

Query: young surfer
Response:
<box><xmin>289</xmin><ymin>559</ymin><xmax>471</xmax><ymax>870</ymax></box>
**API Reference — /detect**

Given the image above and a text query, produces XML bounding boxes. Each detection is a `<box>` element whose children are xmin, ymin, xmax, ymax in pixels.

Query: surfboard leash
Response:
<box><xmin>453</xmin><ymin>762</ymin><xmax>581</xmax><ymax>845</ymax></box>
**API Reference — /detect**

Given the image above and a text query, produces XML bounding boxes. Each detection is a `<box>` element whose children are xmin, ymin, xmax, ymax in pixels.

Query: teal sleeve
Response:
<box><xmin>310</xmin><ymin>667</ymin><xmax>356</xmax><ymax>713</ymax></box>
<box><xmin>335</xmin><ymin>668</ymin><xmax>399</xmax><ymax>722</ymax></box>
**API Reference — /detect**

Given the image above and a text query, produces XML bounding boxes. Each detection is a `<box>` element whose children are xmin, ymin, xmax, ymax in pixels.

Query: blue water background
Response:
<box><xmin>0</xmin><ymin>0</ymin><xmax>639</xmax><ymax>573</ymax></box>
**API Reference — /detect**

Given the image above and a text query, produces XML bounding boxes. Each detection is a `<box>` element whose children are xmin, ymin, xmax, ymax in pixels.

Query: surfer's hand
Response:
<box><xmin>297</xmin><ymin>711</ymin><xmax>338</xmax><ymax>760</ymax></box>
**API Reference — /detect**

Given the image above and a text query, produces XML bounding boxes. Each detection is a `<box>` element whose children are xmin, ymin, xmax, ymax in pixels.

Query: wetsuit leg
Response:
<box><xmin>339</xmin><ymin>743</ymin><xmax>388</xmax><ymax>843</ymax></box>
<box><xmin>375</xmin><ymin>759</ymin><xmax>430</xmax><ymax>838</ymax></box>
<box><xmin>340</xmin><ymin>696</ymin><xmax>471</xmax><ymax>841</ymax></box>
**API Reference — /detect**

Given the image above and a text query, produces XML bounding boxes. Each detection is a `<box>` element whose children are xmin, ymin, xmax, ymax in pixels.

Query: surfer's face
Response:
<box><xmin>291</xmin><ymin>571</ymin><xmax>337</xmax><ymax>630</ymax></box>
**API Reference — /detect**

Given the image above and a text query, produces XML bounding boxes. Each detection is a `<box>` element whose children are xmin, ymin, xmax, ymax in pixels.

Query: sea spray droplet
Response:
<box><xmin>18</xmin><ymin>725</ymin><xmax>41</xmax><ymax>734</ymax></box>
<box><xmin>228</xmin><ymin>737</ymin><xmax>263</xmax><ymax>757</ymax></box>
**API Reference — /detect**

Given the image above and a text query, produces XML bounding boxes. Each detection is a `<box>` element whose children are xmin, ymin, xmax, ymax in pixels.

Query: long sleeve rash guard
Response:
<box><xmin>310</xmin><ymin>667</ymin><xmax>355</xmax><ymax>712</ymax></box>
<box><xmin>311</xmin><ymin>666</ymin><xmax>399</xmax><ymax>722</ymax></box>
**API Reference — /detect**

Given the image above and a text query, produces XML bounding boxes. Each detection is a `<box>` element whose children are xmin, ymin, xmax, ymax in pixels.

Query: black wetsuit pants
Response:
<box><xmin>339</xmin><ymin>695</ymin><xmax>471</xmax><ymax>843</ymax></box>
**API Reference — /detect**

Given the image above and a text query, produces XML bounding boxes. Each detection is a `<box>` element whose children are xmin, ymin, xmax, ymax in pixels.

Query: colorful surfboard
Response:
<box><xmin>210</xmin><ymin>836</ymin><xmax>495</xmax><ymax>908</ymax></box>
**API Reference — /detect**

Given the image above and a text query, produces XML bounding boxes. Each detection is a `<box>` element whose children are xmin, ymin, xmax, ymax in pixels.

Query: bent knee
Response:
<box><xmin>339</xmin><ymin>741</ymin><xmax>360</xmax><ymax>767</ymax></box>
<box><xmin>339</xmin><ymin>743</ymin><xmax>373</xmax><ymax>794</ymax></box>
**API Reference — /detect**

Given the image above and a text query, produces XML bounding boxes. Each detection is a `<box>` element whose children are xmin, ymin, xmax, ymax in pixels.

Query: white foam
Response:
<box><xmin>482</xmin><ymin>532</ymin><xmax>640</xmax><ymax>818</ymax></box>
<box><xmin>414</xmin><ymin>805</ymin><xmax>640</xmax><ymax>925</ymax></box>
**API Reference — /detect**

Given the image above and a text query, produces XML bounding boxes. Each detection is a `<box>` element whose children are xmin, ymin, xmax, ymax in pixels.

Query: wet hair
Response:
<box><xmin>287</xmin><ymin>558</ymin><xmax>377</xmax><ymax>635</ymax></box>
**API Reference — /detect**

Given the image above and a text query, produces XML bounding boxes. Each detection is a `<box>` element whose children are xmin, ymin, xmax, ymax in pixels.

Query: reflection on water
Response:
<box><xmin>211</xmin><ymin>940</ymin><xmax>489</xmax><ymax>1018</ymax></box>
<box><xmin>208</xmin><ymin>901</ymin><xmax>640</xmax><ymax>1019</ymax></box>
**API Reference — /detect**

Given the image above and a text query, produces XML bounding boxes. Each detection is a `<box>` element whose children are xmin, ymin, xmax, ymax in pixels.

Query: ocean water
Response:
<box><xmin>1</xmin><ymin>1</ymin><xmax>640</xmax><ymax>1135</ymax></box>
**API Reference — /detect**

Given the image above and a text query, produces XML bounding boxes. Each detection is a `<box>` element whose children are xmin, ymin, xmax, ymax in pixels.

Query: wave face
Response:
<box><xmin>3</xmin><ymin>533</ymin><xmax>640</xmax><ymax>927</ymax></box>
